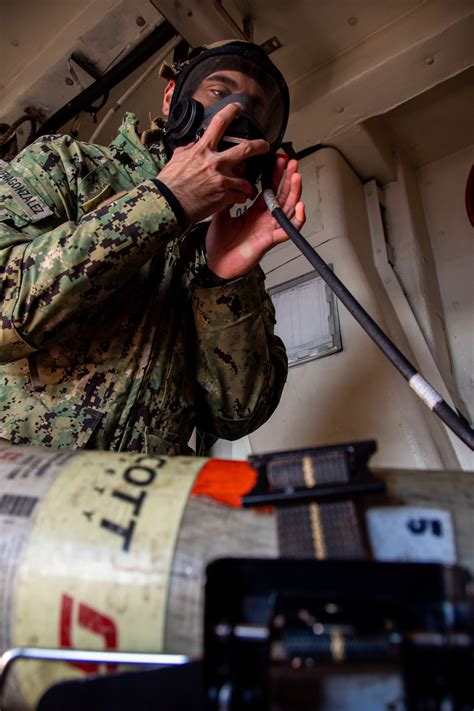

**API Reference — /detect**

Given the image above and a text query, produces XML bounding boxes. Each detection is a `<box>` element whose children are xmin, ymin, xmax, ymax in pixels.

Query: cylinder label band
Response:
<box><xmin>1</xmin><ymin>448</ymin><xmax>206</xmax><ymax>710</ymax></box>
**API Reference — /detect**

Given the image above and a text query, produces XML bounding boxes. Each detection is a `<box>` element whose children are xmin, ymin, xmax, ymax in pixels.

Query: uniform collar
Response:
<box><xmin>109</xmin><ymin>112</ymin><xmax>169</xmax><ymax>176</ymax></box>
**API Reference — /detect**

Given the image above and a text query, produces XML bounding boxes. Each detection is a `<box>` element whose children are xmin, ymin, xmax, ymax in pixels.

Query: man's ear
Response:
<box><xmin>162</xmin><ymin>80</ymin><xmax>176</xmax><ymax>117</ymax></box>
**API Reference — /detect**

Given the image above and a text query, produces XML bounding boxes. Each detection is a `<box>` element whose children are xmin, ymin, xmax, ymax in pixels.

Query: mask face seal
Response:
<box><xmin>166</xmin><ymin>92</ymin><xmax>269</xmax><ymax>183</ymax></box>
<box><xmin>164</xmin><ymin>44</ymin><xmax>289</xmax><ymax>184</ymax></box>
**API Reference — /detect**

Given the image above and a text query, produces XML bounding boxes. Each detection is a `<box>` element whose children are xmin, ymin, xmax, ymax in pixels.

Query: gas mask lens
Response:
<box><xmin>180</xmin><ymin>55</ymin><xmax>286</xmax><ymax>148</ymax></box>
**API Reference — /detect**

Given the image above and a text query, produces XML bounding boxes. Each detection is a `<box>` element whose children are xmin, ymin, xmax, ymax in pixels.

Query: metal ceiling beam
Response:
<box><xmin>34</xmin><ymin>21</ymin><xmax>177</xmax><ymax>138</ymax></box>
<box><xmin>150</xmin><ymin>0</ymin><xmax>246</xmax><ymax>48</ymax></box>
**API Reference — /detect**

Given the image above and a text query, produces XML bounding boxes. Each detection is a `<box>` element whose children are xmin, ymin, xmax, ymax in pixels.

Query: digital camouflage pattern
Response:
<box><xmin>0</xmin><ymin>113</ymin><xmax>287</xmax><ymax>454</ymax></box>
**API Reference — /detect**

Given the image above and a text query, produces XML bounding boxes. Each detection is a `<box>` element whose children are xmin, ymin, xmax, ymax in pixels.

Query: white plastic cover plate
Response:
<box><xmin>270</xmin><ymin>271</ymin><xmax>341</xmax><ymax>366</ymax></box>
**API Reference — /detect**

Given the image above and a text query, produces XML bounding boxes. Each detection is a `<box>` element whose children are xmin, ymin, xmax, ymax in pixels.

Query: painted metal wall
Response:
<box><xmin>213</xmin><ymin>147</ymin><xmax>473</xmax><ymax>470</ymax></box>
<box><xmin>418</xmin><ymin>145</ymin><xmax>474</xmax><ymax>422</ymax></box>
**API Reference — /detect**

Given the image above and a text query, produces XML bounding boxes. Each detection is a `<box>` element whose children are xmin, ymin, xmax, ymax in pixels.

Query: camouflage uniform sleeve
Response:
<box><xmin>191</xmin><ymin>265</ymin><xmax>288</xmax><ymax>440</ymax></box>
<box><xmin>0</xmin><ymin>179</ymin><xmax>180</xmax><ymax>363</ymax></box>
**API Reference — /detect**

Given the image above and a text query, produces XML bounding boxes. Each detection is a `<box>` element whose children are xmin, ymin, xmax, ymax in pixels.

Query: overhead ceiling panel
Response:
<box><xmin>382</xmin><ymin>67</ymin><xmax>474</xmax><ymax>167</ymax></box>
<box><xmin>0</xmin><ymin>0</ymin><xmax>164</xmax><ymax>122</ymax></box>
<box><xmin>222</xmin><ymin>0</ymin><xmax>424</xmax><ymax>85</ymax></box>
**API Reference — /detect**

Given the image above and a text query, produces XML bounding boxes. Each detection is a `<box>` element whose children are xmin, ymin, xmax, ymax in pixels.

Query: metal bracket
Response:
<box><xmin>0</xmin><ymin>647</ymin><xmax>189</xmax><ymax>699</ymax></box>
<box><xmin>242</xmin><ymin>440</ymin><xmax>384</xmax><ymax>508</ymax></box>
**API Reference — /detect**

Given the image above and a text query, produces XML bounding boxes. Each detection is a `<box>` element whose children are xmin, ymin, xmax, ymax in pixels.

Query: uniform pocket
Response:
<box><xmin>145</xmin><ymin>429</ymin><xmax>194</xmax><ymax>456</ymax></box>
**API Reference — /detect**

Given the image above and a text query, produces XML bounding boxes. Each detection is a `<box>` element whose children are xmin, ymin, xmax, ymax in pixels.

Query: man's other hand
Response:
<box><xmin>204</xmin><ymin>157</ymin><xmax>305</xmax><ymax>281</ymax></box>
<box><xmin>157</xmin><ymin>102</ymin><xmax>269</xmax><ymax>224</ymax></box>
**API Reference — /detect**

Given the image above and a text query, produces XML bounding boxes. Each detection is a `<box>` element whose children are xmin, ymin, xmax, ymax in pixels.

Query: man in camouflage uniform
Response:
<box><xmin>0</xmin><ymin>41</ymin><xmax>304</xmax><ymax>454</ymax></box>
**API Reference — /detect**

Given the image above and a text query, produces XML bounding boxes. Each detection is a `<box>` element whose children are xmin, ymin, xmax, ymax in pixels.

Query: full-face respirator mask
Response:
<box><xmin>163</xmin><ymin>42</ymin><xmax>289</xmax><ymax>185</ymax></box>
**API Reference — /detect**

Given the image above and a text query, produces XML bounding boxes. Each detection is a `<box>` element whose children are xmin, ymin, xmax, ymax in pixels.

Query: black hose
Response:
<box><xmin>262</xmin><ymin>188</ymin><xmax>474</xmax><ymax>451</ymax></box>
<box><xmin>34</xmin><ymin>21</ymin><xmax>177</xmax><ymax>139</ymax></box>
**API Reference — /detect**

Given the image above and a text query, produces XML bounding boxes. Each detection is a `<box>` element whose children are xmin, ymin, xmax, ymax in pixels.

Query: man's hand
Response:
<box><xmin>157</xmin><ymin>102</ymin><xmax>269</xmax><ymax>224</ymax></box>
<box><xmin>204</xmin><ymin>157</ymin><xmax>305</xmax><ymax>280</ymax></box>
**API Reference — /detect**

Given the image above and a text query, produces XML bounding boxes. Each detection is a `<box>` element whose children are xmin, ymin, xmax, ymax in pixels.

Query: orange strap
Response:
<box><xmin>191</xmin><ymin>459</ymin><xmax>257</xmax><ymax>509</ymax></box>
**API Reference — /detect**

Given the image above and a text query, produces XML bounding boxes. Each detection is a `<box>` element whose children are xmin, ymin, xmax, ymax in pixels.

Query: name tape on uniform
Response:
<box><xmin>0</xmin><ymin>164</ymin><xmax>53</xmax><ymax>222</ymax></box>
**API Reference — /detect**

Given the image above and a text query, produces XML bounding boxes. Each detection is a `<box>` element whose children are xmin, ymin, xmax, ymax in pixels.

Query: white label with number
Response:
<box><xmin>366</xmin><ymin>507</ymin><xmax>457</xmax><ymax>564</ymax></box>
